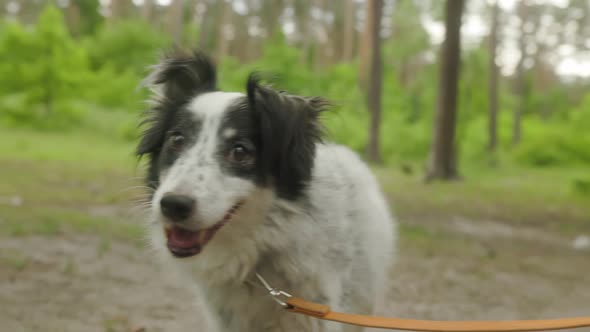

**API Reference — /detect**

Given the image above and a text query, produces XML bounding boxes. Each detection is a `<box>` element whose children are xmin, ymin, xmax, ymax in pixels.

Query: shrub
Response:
<box><xmin>513</xmin><ymin>119</ymin><xmax>590</xmax><ymax>166</ymax></box>
<box><xmin>85</xmin><ymin>20</ymin><xmax>170</xmax><ymax>75</ymax></box>
<box><xmin>0</xmin><ymin>5</ymin><xmax>90</xmax><ymax>129</ymax></box>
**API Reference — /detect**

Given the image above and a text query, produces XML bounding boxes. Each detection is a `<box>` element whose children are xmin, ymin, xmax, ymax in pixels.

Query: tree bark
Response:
<box><xmin>66</xmin><ymin>0</ymin><xmax>81</xmax><ymax>37</ymax></box>
<box><xmin>358</xmin><ymin>0</ymin><xmax>375</xmax><ymax>91</ymax></box>
<box><xmin>262</xmin><ymin>0</ymin><xmax>283</xmax><ymax>38</ymax></box>
<box><xmin>425</xmin><ymin>0</ymin><xmax>464</xmax><ymax>181</ymax></box>
<box><xmin>215</xmin><ymin>0</ymin><xmax>231</xmax><ymax>62</ymax></box>
<box><xmin>325</xmin><ymin>0</ymin><xmax>341</xmax><ymax>64</ymax></box>
<box><xmin>312</xmin><ymin>0</ymin><xmax>327</xmax><ymax>70</ymax></box>
<box><xmin>197</xmin><ymin>1</ymin><xmax>212</xmax><ymax>50</ymax></box>
<box><xmin>109</xmin><ymin>0</ymin><xmax>129</xmax><ymax>22</ymax></box>
<box><xmin>243</xmin><ymin>0</ymin><xmax>260</xmax><ymax>61</ymax></box>
<box><xmin>513</xmin><ymin>2</ymin><xmax>528</xmax><ymax>146</ymax></box>
<box><xmin>366</xmin><ymin>0</ymin><xmax>383</xmax><ymax>163</ymax></box>
<box><xmin>342</xmin><ymin>0</ymin><xmax>355</xmax><ymax>61</ymax></box>
<box><xmin>487</xmin><ymin>0</ymin><xmax>500</xmax><ymax>152</ymax></box>
<box><xmin>168</xmin><ymin>0</ymin><xmax>185</xmax><ymax>46</ymax></box>
<box><xmin>142</xmin><ymin>0</ymin><xmax>153</xmax><ymax>21</ymax></box>
<box><xmin>294</xmin><ymin>0</ymin><xmax>311</xmax><ymax>65</ymax></box>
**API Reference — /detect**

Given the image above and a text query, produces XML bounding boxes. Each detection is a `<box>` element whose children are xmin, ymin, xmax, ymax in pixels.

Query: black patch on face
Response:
<box><xmin>137</xmin><ymin>50</ymin><xmax>330</xmax><ymax>201</ymax></box>
<box><xmin>217</xmin><ymin>98</ymin><xmax>260</xmax><ymax>182</ymax></box>
<box><xmin>157</xmin><ymin>109</ymin><xmax>201</xmax><ymax>171</ymax></box>
<box><xmin>245</xmin><ymin>74</ymin><xmax>330</xmax><ymax>200</ymax></box>
<box><xmin>137</xmin><ymin>50</ymin><xmax>216</xmax><ymax>190</ymax></box>
<box><xmin>216</xmin><ymin>81</ymin><xmax>330</xmax><ymax>201</ymax></box>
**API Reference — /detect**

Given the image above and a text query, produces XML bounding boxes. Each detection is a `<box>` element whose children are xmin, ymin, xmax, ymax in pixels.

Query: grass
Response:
<box><xmin>0</xmin><ymin>249</ymin><xmax>29</xmax><ymax>271</ymax></box>
<box><xmin>0</xmin><ymin>127</ymin><xmax>144</xmax><ymax>243</ymax></box>
<box><xmin>63</xmin><ymin>258</ymin><xmax>77</xmax><ymax>276</ymax></box>
<box><xmin>1</xmin><ymin>126</ymin><xmax>588</xmax><ymax>247</ymax></box>
<box><xmin>0</xmin><ymin>206</ymin><xmax>144</xmax><ymax>243</ymax></box>
<box><xmin>377</xmin><ymin>165</ymin><xmax>590</xmax><ymax>234</ymax></box>
<box><xmin>0</xmin><ymin>126</ymin><xmax>136</xmax><ymax>168</ymax></box>
<box><xmin>98</xmin><ymin>237</ymin><xmax>112</xmax><ymax>256</ymax></box>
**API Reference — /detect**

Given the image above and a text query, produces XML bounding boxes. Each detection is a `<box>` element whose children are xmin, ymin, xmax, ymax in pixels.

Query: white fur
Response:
<box><xmin>223</xmin><ymin>128</ymin><xmax>237</xmax><ymax>139</ymax></box>
<box><xmin>147</xmin><ymin>92</ymin><xmax>397</xmax><ymax>332</ymax></box>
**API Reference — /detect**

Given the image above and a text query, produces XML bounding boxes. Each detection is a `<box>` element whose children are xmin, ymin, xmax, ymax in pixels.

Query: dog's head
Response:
<box><xmin>137</xmin><ymin>50</ymin><xmax>329</xmax><ymax>259</ymax></box>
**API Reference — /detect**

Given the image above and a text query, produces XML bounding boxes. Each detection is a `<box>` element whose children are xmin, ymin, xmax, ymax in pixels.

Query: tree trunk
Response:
<box><xmin>109</xmin><ymin>0</ymin><xmax>132</xmax><ymax>23</ymax></box>
<box><xmin>168</xmin><ymin>0</ymin><xmax>184</xmax><ymax>45</ymax></box>
<box><xmin>342</xmin><ymin>0</ymin><xmax>355</xmax><ymax>62</ymax></box>
<box><xmin>243</xmin><ymin>0</ymin><xmax>258</xmax><ymax>62</ymax></box>
<box><xmin>358</xmin><ymin>0</ymin><xmax>375</xmax><ymax>91</ymax></box>
<box><xmin>326</xmin><ymin>0</ymin><xmax>341</xmax><ymax>64</ymax></box>
<box><xmin>487</xmin><ymin>0</ymin><xmax>500</xmax><ymax>152</ymax></box>
<box><xmin>366</xmin><ymin>0</ymin><xmax>383</xmax><ymax>163</ymax></box>
<box><xmin>262</xmin><ymin>0</ymin><xmax>283</xmax><ymax>38</ymax></box>
<box><xmin>312</xmin><ymin>0</ymin><xmax>327</xmax><ymax>70</ymax></box>
<box><xmin>197</xmin><ymin>1</ymin><xmax>212</xmax><ymax>50</ymax></box>
<box><xmin>513</xmin><ymin>2</ymin><xmax>528</xmax><ymax>146</ymax></box>
<box><xmin>142</xmin><ymin>0</ymin><xmax>153</xmax><ymax>21</ymax></box>
<box><xmin>215</xmin><ymin>0</ymin><xmax>231</xmax><ymax>62</ymax></box>
<box><xmin>109</xmin><ymin>0</ymin><xmax>125</xmax><ymax>22</ymax></box>
<box><xmin>425</xmin><ymin>0</ymin><xmax>464</xmax><ymax>181</ymax></box>
<box><xmin>66</xmin><ymin>0</ymin><xmax>81</xmax><ymax>37</ymax></box>
<box><xmin>294</xmin><ymin>0</ymin><xmax>311</xmax><ymax>65</ymax></box>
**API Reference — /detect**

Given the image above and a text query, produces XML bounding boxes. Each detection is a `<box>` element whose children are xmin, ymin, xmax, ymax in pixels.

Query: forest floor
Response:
<box><xmin>1</xmin><ymin>128</ymin><xmax>589</xmax><ymax>332</ymax></box>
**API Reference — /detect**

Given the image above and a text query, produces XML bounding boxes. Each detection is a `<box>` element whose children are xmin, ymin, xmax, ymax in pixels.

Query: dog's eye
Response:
<box><xmin>169</xmin><ymin>133</ymin><xmax>185</xmax><ymax>150</ymax></box>
<box><xmin>229</xmin><ymin>144</ymin><xmax>250</xmax><ymax>163</ymax></box>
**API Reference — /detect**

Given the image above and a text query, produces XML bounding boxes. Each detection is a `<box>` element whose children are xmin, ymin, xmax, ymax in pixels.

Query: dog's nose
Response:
<box><xmin>160</xmin><ymin>194</ymin><xmax>195</xmax><ymax>222</ymax></box>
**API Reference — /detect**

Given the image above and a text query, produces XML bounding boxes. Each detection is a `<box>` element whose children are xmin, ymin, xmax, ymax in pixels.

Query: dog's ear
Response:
<box><xmin>144</xmin><ymin>49</ymin><xmax>216</xmax><ymax>104</ymax></box>
<box><xmin>246</xmin><ymin>74</ymin><xmax>330</xmax><ymax>200</ymax></box>
<box><xmin>137</xmin><ymin>50</ymin><xmax>216</xmax><ymax>157</ymax></box>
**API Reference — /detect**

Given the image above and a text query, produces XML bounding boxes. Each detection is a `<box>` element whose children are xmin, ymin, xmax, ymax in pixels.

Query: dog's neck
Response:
<box><xmin>192</xmin><ymin>244</ymin><xmax>299</xmax><ymax>331</ymax></box>
<box><xmin>180</xmin><ymin>194</ymin><xmax>307</xmax><ymax>281</ymax></box>
<box><xmin>165</xmin><ymin>193</ymin><xmax>316</xmax><ymax>330</ymax></box>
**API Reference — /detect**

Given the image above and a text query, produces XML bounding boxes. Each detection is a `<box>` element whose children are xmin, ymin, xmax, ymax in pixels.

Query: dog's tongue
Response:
<box><xmin>166</xmin><ymin>227</ymin><xmax>203</xmax><ymax>248</ymax></box>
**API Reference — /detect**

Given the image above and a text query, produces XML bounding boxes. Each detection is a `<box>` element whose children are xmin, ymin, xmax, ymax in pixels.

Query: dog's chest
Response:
<box><xmin>204</xmin><ymin>285</ymin><xmax>309</xmax><ymax>331</ymax></box>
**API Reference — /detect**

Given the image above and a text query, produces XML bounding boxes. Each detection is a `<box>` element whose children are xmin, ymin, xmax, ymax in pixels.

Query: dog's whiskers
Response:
<box><xmin>120</xmin><ymin>184</ymin><xmax>154</xmax><ymax>191</ymax></box>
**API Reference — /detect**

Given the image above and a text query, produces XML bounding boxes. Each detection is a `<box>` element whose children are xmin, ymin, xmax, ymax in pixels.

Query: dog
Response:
<box><xmin>137</xmin><ymin>50</ymin><xmax>396</xmax><ymax>332</ymax></box>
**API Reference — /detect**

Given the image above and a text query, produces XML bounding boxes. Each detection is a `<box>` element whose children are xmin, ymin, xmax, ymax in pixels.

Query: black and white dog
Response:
<box><xmin>137</xmin><ymin>50</ymin><xmax>396</xmax><ymax>332</ymax></box>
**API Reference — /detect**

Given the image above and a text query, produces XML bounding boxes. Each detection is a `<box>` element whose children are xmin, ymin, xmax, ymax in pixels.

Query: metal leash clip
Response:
<box><xmin>256</xmin><ymin>273</ymin><xmax>292</xmax><ymax>308</ymax></box>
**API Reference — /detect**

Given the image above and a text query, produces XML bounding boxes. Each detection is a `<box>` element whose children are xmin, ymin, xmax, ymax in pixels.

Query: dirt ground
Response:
<box><xmin>1</xmin><ymin>213</ymin><xmax>589</xmax><ymax>332</ymax></box>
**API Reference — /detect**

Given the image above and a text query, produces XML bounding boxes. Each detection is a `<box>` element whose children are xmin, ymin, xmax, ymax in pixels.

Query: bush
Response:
<box><xmin>85</xmin><ymin>20</ymin><xmax>170</xmax><ymax>75</ymax></box>
<box><xmin>572</xmin><ymin>178</ymin><xmax>590</xmax><ymax>196</ymax></box>
<box><xmin>1</xmin><ymin>11</ymin><xmax>589</xmax><ymax>170</ymax></box>
<box><xmin>85</xmin><ymin>65</ymin><xmax>146</xmax><ymax>111</ymax></box>
<box><xmin>513</xmin><ymin>119</ymin><xmax>590</xmax><ymax>166</ymax></box>
<box><xmin>0</xmin><ymin>5</ymin><xmax>90</xmax><ymax>129</ymax></box>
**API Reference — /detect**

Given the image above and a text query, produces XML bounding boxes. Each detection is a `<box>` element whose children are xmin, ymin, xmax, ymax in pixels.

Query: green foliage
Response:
<box><xmin>1</xmin><ymin>9</ymin><xmax>589</xmax><ymax>169</ymax></box>
<box><xmin>78</xmin><ymin>0</ymin><xmax>103</xmax><ymax>36</ymax></box>
<box><xmin>572</xmin><ymin>178</ymin><xmax>590</xmax><ymax>196</ymax></box>
<box><xmin>85</xmin><ymin>20</ymin><xmax>170</xmax><ymax>75</ymax></box>
<box><xmin>0</xmin><ymin>9</ymin><xmax>168</xmax><ymax>134</ymax></box>
<box><xmin>81</xmin><ymin>20</ymin><xmax>171</xmax><ymax>117</ymax></box>
<box><xmin>216</xmin><ymin>39</ymin><xmax>590</xmax><ymax>169</ymax></box>
<box><xmin>0</xmin><ymin>5</ymin><xmax>90</xmax><ymax>129</ymax></box>
<box><xmin>321</xmin><ymin>63</ymin><xmax>368</xmax><ymax>152</ymax></box>
<box><xmin>385</xmin><ymin>0</ymin><xmax>431</xmax><ymax>75</ymax></box>
<box><xmin>513</xmin><ymin>119</ymin><xmax>590</xmax><ymax>166</ymax></box>
<box><xmin>85</xmin><ymin>66</ymin><xmax>146</xmax><ymax>111</ymax></box>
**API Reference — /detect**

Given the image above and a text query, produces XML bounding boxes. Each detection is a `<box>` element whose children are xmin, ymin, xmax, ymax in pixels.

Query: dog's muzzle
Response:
<box><xmin>164</xmin><ymin>201</ymin><xmax>244</xmax><ymax>258</ymax></box>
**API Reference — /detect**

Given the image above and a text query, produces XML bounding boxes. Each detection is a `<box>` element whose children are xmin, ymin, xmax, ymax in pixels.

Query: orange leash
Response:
<box><xmin>286</xmin><ymin>296</ymin><xmax>590</xmax><ymax>332</ymax></box>
<box><xmin>256</xmin><ymin>274</ymin><xmax>590</xmax><ymax>332</ymax></box>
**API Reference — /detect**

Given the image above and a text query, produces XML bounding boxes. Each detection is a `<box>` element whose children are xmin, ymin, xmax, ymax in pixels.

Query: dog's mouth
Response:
<box><xmin>165</xmin><ymin>201</ymin><xmax>244</xmax><ymax>258</ymax></box>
